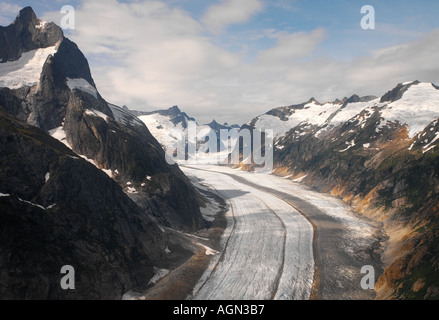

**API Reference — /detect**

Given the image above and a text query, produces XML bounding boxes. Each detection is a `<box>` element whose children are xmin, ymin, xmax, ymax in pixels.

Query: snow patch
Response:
<box><xmin>293</xmin><ymin>174</ymin><xmax>308</xmax><ymax>182</ymax></box>
<box><xmin>49</xmin><ymin>126</ymin><xmax>72</xmax><ymax>150</ymax></box>
<box><xmin>84</xmin><ymin>109</ymin><xmax>109</xmax><ymax>122</ymax></box>
<box><xmin>48</xmin><ymin>128</ymin><xmax>114</xmax><ymax>178</ymax></box>
<box><xmin>35</xmin><ymin>20</ymin><xmax>47</xmax><ymax>29</ymax></box>
<box><xmin>380</xmin><ymin>83</ymin><xmax>439</xmax><ymax>138</ymax></box>
<box><xmin>101</xmin><ymin>168</ymin><xmax>112</xmax><ymax>178</ymax></box>
<box><xmin>0</xmin><ymin>194</ymin><xmax>55</xmax><ymax>210</ymax></box>
<box><xmin>148</xmin><ymin>267</ymin><xmax>170</xmax><ymax>285</ymax></box>
<box><xmin>79</xmin><ymin>155</ymin><xmax>113</xmax><ymax>178</ymax></box>
<box><xmin>18</xmin><ymin>198</ymin><xmax>56</xmax><ymax>210</ymax></box>
<box><xmin>330</xmin><ymin>99</ymin><xmax>382</xmax><ymax>127</ymax></box>
<box><xmin>66</xmin><ymin>78</ymin><xmax>98</xmax><ymax>98</ymax></box>
<box><xmin>18</xmin><ymin>198</ymin><xmax>45</xmax><ymax>210</ymax></box>
<box><xmin>45</xmin><ymin>172</ymin><xmax>50</xmax><ymax>183</ymax></box>
<box><xmin>0</xmin><ymin>46</ymin><xmax>57</xmax><ymax>89</ymax></box>
<box><xmin>255</xmin><ymin>101</ymin><xmax>340</xmax><ymax>140</ymax></box>
<box><xmin>108</xmin><ymin>103</ymin><xmax>144</xmax><ymax>127</ymax></box>
<box><xmin>339</xmin><ymin>140</ymin><xmax>356</xmax><ymax>152</ymax></box>
<box><xmin>139</xmin><ymin>113</ymin><xmax>187</xmax><ymax>147</ymax></box>
<box><xmin>200</xmin><ymin>200</ymin><xmax>220</xmax><ymax>222</ymax></box>
<box><xmin>127</xmin><ymin>186</ymin><xmax>137</xmax><ymax>194</ymax></box>
<box><xmin>422</xmin><ymin>132</ymin><xmax>439</xmax><ymax>153</ymax></box>
<box><xmin>199</xmin><ymin>243</ymin><xmax>219</xmax><ymax>256</ymax></box>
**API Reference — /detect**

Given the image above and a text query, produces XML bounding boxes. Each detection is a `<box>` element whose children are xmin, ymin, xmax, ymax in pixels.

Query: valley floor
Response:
<box><xmin>139</xmin><ymin>165</ymin><xmax>385</xmax><ymax>300</ymax></box>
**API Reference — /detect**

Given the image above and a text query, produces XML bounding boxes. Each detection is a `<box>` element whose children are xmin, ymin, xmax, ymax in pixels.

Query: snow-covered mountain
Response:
<box><xmin>245</xmin><ymin>80</ymin><xmax>439</xmax><ymax>299</ymax></box>
<box><xmin>137</xmin><ymin>105</ymin><xmax>240</xmax><ymax>164</ymax></box>
<box><xmin>0</xmin><ymin>7</ymin><xmax>204</xmax><ymax>300</ymax></box>
<box><xmin>249</xmin><ymin>81</ymin><xmax>439</xmax><ymax>150</ymax></box>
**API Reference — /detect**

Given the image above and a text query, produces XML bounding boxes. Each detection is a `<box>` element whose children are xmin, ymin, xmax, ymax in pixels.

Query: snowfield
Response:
<box><xmin>0</xmin><ymin>46</ymin><xmax>57</xmax><ymax>89</ymax></box>
<box><xmin>252</xmin><ymin>82</ymin><xmax>439</xmax><ymax>143</ymax></box>
<box><xmin>381</xmin><ymin>82</ymin><xmax>439</xmax><ymax>138</ymax></box>
<box><xmin>182</xmin><ymin>165</ymin><xmax>382</xmax><ymax>300</ymax></box>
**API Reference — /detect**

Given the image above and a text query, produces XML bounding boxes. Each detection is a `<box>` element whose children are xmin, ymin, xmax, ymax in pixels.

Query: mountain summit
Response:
<box><xmin>0</xmin><ymin>7</ymin><xmax>63</xmax><ymax>62</ymax></box>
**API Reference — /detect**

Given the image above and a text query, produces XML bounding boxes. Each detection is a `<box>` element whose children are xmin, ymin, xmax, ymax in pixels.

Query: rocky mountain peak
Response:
<box><xmin>0</xmin><ymin>6</ymin><xmax>63</xmax><ymax>62</ymax></box>
<box><xmin>332</xmin><ymin>98</ymin><xmax>344</xmax><ymax>105</ymax></box>
<box><xmin>207</xmin><ymin>119</ymin><xmax>233</xmax><ymax>136</ymax></box>
<box><xmin>153</xmin><ymin>105</ymin><xmax>196</xmax><ymax>127</ymax></box>
<box><xmin>345</xmin><ymin>94</ymin><xmax>361</xmax><ymax>104</ymax></box>
<box><xmin>15</xmin><ymin>6</ymin><xmax>38</xmax><ymax>25</ymax></box>
<box><xmin>207</xmin><ymin>119</ymin><xmax>226</xmax><ymax>129</ymax></box>
<box><xmin>380</xmin><ymin>80</ymin><xmax>421</xmax><ymax>103</ymax></box>
<box><xmin>307</xmin><ymin>97</ymin><xmax>319</xmax><ymax>104</ymax></box>
<box><xmin>169</xmin><ymin>105</ymin><xmax>181</xmax><ymax>113</ymax></box>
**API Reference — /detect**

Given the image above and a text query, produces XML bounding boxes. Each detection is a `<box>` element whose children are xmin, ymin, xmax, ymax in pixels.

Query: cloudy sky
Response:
<box><xmin>2</xmin><ymin>0</ymin><xmax>439</xmax><ymax>125</ymax></box>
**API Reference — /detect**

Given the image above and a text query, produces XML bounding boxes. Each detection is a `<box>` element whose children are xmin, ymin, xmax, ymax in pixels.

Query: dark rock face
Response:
<box><xmin>266</xmin><ymin>107</ymin><xmax>293</xmax><ymax>121</ymax></box>
<box><xmin>0</xmin><ymin>7</ymin><xmax>203</xmax><ymax>232</ymax></box>
<box><xmin>0</xmin><ymin>7</ymin><xmax>205</xmax><ymax>299</ymax></box>
<box><xmin>0</xmin><ymin>109</ymin><xmax>165</xmax><ymax>300</ymax></box>
<box><xmin>49</xmin><ymin>38</ymin><xmax>97</xmax><ymax>88</ymax></box>
<box><xmin>65</xmin><ymin>97</ymin><xmax>204</xmax><ymax>231</ymax></box>
<box><xmin>207</xmin><ymin>119</ymin><xmax>237</xmax><ymax>134</ymax></box>
<box><xmin>0</xmin><ymin>7</ymin><xmax>63</xmax><ymax>62</ymax></box>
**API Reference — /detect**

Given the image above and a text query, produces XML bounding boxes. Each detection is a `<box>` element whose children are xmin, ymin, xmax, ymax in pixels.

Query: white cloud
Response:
<box><xmin>39</xmin><ymin>1</ymin><xmax>439</xmax><ymax>126</ymax></box>
<box><xmin>0</xmin><ymin>2</ymin><xmax>21</xmax><ymax>25</ymax></box>
<box><xmin>257</xmin><ymin>28</ymin><xmax>326</xmax><ymax>64</ymax></box>
<box><xmin>54</xmin><ymin>0</ymin><xmax>240</xmax><ymax>121</ymax></box>
<box><xmin>202</xmin><ymin>0</ymin><xmax>263</xmax><ymax>34</ymax></box>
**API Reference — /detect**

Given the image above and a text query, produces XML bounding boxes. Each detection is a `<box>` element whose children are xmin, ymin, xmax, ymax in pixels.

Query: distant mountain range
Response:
<box><xmin>128</xmin><ymin>81</ymin><xmax>439</xmax><ymax>299</ymax></box>
<box><xmin>132</xmin><ymin>105</ymin><xmax>239</xmax><ymax>163</ymax></box>
<box><xmin>135</xmin><ymin>80</ymin><xmax>439</xmax><ymax>299</ymax></box>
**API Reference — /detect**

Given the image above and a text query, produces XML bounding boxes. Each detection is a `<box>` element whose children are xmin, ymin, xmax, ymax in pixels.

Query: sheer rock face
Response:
<box><xmin>0</xmin><ymin>6</ymin><xmax>203</xmax><ymax>232</ymax></box>
<box><xmin>0</xmin><ymin>109</ymin><xmax>165</xmax><ymax>299</ymax></box>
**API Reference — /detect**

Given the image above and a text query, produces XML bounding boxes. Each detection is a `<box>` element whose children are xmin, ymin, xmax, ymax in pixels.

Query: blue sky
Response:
<box><xmin>1</xmin><ymin>0</ymin><xmax>439</xmax><ymax>124</ymax></box>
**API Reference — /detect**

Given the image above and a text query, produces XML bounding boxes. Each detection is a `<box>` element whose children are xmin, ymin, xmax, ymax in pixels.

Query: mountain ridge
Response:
<box><xmin>0</xmin><ymin>7</ymin><xmax>206</xmax><ymax>299</ymax></box>
<box><xmin>242</xmin><ymin>80</ymin><xmax>439</xmax><ymax>299</ymax></box>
